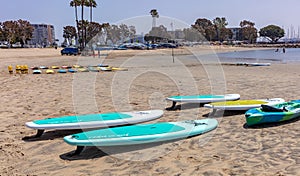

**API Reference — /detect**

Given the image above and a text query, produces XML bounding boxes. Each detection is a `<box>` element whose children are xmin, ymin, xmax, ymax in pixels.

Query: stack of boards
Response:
<box><xmin>23</xmin><ymin>64</ymin><xmax>128</xmax><ymax>74</ymax></box>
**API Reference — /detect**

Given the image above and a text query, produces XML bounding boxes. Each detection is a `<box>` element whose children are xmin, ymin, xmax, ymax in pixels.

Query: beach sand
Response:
<box><xmin>0</xmin><ymin>46</ymin><xmax>299</xmax><ymax>176</ymax></box>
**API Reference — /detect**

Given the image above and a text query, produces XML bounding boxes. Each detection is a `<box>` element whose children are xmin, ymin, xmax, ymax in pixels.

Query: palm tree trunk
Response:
<box><xmin>81</xmin><ymin>1</ymin><xmax>84</xmax><ymax>49</ymax></box>
<box><xmin>90</xmin><ymin>5</ymin><xmax>92</xmax><ymax>23</ymax></box>
<box><xmin>75</xmin><ymin>6</ymin><xmax>80</xmax><ymax>46</ymax></box>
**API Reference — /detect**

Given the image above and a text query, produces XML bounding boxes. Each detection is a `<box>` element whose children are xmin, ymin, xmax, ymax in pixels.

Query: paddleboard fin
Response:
<box><xmin>209</xmin><ymin>109</ymin><xmax>217</xmax><ymax>116</ymax></box>
<box><xmin>73</xmin><ymin>146</ymin><xmax>85</xmax><ymax>156</ymax></box>
<box><xmin>35</xmin><ymin>129</ymin><xmax>45</xmax><ymax>138</ymax></box>
<box><xmin>166</xmin><ymin>101</ymin><xmax>177</xmax><ymax>110</ymax></box>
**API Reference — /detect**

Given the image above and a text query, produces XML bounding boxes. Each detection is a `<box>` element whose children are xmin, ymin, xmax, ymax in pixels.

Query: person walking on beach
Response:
<box><xmin>283</xmin><ymin>47</ymin><xmax>286</xmax><ymax>53</ymax></box>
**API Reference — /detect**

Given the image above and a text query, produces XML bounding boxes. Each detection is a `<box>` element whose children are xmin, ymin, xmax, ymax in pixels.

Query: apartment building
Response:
<box><xmin>29</xmin><ymin>24</ymin><xmax>55</xmax><ymax>47</ymax></box>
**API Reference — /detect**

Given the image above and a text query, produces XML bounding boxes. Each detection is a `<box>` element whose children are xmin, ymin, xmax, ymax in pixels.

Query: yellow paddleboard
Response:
<box><xmin>204</xmin><ymin>98</ymin><xmax>285</xmax><ymax>110</ymax></box>
<box><xmin>46</xmin><ymin>69</ymin><xmax>55</xmax><ymax>74</ymax></box>
<box><xmin>78</xmin><ymin>68</ymin><xmax>89</xmax><ymax>72</ymax></box>
<box><xmin>112</xmin><ymin>67</ymin><xmax>128</xmax><ymax>71</ymax></box>
<box><xmin>51</xmin><ymin>66</ymin><xmax>60</xmax><ymax>69</ymax></box>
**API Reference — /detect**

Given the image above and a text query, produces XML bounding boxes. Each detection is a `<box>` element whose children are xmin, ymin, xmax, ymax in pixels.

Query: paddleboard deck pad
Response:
<box><xmin>204</xmin><ymin>98</ymin><xmax>285</xmax><ymax>111</ymax></box>
<box><xmin>166</xmin><ymin>94</ymin><xmax>240</xmax><ymax>110</ymax></box>
<box><xmin>64</xmin><ymin>118</ymin><xmax>218</xmax><ymax>155</ymax></box>
<box><xmin>25</xmin><ymin>110</ymin><xmax>163</xmax><ymax>137</ymax></box>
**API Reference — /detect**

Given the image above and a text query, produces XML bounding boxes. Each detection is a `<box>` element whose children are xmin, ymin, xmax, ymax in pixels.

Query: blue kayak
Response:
<box><xmin>245</xmin><ymin>100</ymin><xmax>300</xmax><ymax>126</ymax></box>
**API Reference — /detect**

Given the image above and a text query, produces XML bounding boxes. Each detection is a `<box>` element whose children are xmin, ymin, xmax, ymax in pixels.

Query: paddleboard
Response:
<box><xmin>32</xmin><ymin>69</ymin><xmax>42</xmax><ymax>74</ymax></box>
<box><xmin>166</xmin><ymin>94</ymin><xmax>240</xmax><ymax>110</ymax></box>
<box><xmin>57</xmin><ymin>69</ymin><xmax>67</xmax><ymax>73</ymax></box>
<box><xmin>62</xmin><ymin>65</ymin><xmax>72</xmax><ymax>69</ymax></box>
<box><xmin>97</xmin><ymin>64</ymin><xmax>109</xmax><ymax>67</ymax></box>
<box><xmin>88</xmin><ymin>66</ymin><xmax>99</xmax><ymax>72</ymax></box>
<box><xmin>112</xmin><ymin>67</ymin><xmax>128</xmax><ymax>71</ymax></box>
<box><xmin>99</xmin><ymin>66</ymin><xmax>112</xmax><ymax>71</ymax></box>
<box><xmin>25</xmin><ymin>110</ymin><xmax>164</xmax><ymax>137</ymax></box>
<box><xmin>39</xmin><ymin>66</ymin><xmax>48</xmax><ymax>69</ymax></box>
<box><xmin>73</xmin><ymin>65</ymin><xmax>83</xmax><ymax>68</ymax></box>
<box><xmin>246</xmin><ymin>63</ymin><xmax>271</xmax><ymax>66</ymax></box>
<box><xmin>77</xmin><ymin>68</ymin><xmax>89</xmax><ymax>72</ymax></box>
<box><xmin>51</xmin><ymin>66</ymin><xmax>60</xmax><ymax>69</ymax></box>
<box><xmin>68</xmin><ymin>69</ymin><xmax>77</xmax><ymax>73</ymax></box>
<box><xmin>64</xmin><ymin>118</ymin><xmax>218</xmax><ymax>154</ymax></box>
<box><xmin>31</xmin><ymin>66</ymin><xmax>39</xmax><ymax>70</ymax></box>
<box><xmin>46</xmin><ymin>69</ymin><xmax>55</xmax><ymax>74</ymax></box>
<box><xmin>204</xmin><ymin>98</ymin><xmax>285</xmax><ymax>111</ymax></box>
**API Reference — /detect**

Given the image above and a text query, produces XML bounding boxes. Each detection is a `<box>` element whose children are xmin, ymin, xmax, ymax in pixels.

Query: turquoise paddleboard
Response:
<box><xmin>25</xmin><ymin>110</ymin><xmax>163</xmax><ymax>137</ymax></box>
<box><xmin>64</xmin><ymin>118</ymin><xmax>218</xmax><ymax>155</ymax></box>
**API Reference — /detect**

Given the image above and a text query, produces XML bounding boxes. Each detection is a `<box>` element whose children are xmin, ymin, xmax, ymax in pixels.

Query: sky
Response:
<box><xmin>1</xmin><ymin>0</ymin><xmax>300</xmax><ymax>42</ymax></box>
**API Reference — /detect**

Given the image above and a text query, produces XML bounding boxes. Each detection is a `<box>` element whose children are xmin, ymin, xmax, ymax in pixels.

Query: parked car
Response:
<box><xmin>12</xmin><ymin>42</ymin><xmax>22</xmax><ymax>48</ymax></box>
<box><xmin>157</xmin><ymin>43</ymin><xmax>177</xmax><ymax>48</ymax></box>
<box><xmin>61</xmin><ymin>47</ymin><xmax>79</xmax><ymax>56</ymax></box>
<box><xmin>0</xmin><ymin>41</ymin><xmax>9</xmax><ymax>48</ymax></box>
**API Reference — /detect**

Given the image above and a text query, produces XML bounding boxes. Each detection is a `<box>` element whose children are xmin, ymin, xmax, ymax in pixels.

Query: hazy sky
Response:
<box><xmin>1</xmin><ymin>0</ymin><xmax>299</xmax><ymax>42</ymax></box>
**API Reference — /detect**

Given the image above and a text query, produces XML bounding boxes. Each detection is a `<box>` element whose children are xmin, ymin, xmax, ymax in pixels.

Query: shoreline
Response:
<box><xmin>0</xmin><ymin>45</ymin><xmax>272</xmax><ymax>61</ymax></box>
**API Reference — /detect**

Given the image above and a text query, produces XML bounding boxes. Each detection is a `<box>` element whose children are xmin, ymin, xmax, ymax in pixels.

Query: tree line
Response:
<box><xmin>62</xmin><ymin>22</ymin><xmax>137</xmax><ymax>47</ymax></box>
<box><xmin>0</xmin><ymin>1</ymin><xmax>286</xmax><ymax>48</ymax></box>
<box><xmin>0</xmin><ymin>19</ymin><xmax>34</xmax><ymax>46</ymax></box>
<box><xmin>190</xmin><ymin>17</ymin><xmax>285</xmax><ymax>43</ymax></box>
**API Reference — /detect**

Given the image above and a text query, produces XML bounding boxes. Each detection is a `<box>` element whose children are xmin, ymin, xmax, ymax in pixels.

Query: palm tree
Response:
<box><xmin>86</xmin><ymin>0</ymin><xmax>97</xmax><ymax>23</ymax></box>
<box><xmin>70</xmin><ymin>0</ymin><xmax>81</xmax><ymax>45</ymax></box>
<box><xmin>80</xmin><ymin>0</ymin><xmax>87</xmax><ymax>48</ymax></box>
<box><xmin>150</xmin><ymin>9</ymin><xmax>159</xmax><ymax>28</ymax></box>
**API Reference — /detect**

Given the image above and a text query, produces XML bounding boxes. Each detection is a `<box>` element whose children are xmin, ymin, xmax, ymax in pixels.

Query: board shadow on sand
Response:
<box><xmin>22</xmin><ymin>129</ymin><xmax>83</xmax><ymax>141</ymax></box>
<box><xmin>165</xmin><ymin>103</ymin><xmax>205</xmax><ymax>111</ymax></box>
<box><xmin>202</xmin><ymin>110</ymin><xmax>246</xmax><ymax>118</ymax></box>
<box><xmin>59</xmin><ymin>139</ymin><xmax>181</xmax><ymax>161</ymax></box>
<box><xmin>243</xmin><ymin>116</ymin><xmax>300</xmax><ymax>129</ymax></box>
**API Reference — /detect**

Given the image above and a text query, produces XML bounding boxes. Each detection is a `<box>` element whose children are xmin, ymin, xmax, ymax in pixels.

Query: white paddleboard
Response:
<box><xmin>25</xmin><ymin>110</ymin><xmax>164</xmax><ymax>137</ymax></box>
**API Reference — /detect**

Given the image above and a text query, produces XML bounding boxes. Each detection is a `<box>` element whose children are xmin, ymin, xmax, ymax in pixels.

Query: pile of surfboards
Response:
<box><xmin>9</xmin><ymin>64</ymin><xmax>128</xmax><ymax>74</ymax></box>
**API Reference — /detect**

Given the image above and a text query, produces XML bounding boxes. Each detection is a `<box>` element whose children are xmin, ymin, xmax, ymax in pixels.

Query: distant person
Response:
<box><xmin>275</xmin><ymin>48</ymin><xmax>279</xmax><ymax>52</ymax></box>
<box><xmin>283</xmin><ymin>47</ymin><xmax>286</xmax><ymax>53</ymax></box>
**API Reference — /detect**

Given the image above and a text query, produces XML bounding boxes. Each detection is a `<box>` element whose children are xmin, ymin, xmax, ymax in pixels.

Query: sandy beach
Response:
<box><xmin>0</xmin><ymin>46</ymin><xmax>299</xmax><ymax>176</ymax></box>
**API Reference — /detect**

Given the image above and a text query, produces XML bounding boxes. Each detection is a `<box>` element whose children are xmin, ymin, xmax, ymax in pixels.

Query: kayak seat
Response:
<box><xmin>261</xmin><ymin>105</ymin><xmax>284</xmax><ymax>112</ymax></box>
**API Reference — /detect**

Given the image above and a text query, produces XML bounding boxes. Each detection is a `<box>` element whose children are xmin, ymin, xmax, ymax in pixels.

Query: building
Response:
<box><xmin>29</xmin><ymin>24</ymin><xmax>55</xmax><ymax>47</ymax></box>
<box><xmin>229</xmin><ymin>27</ymin><xmax>243</xmax><ymax>41</ymax></box>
